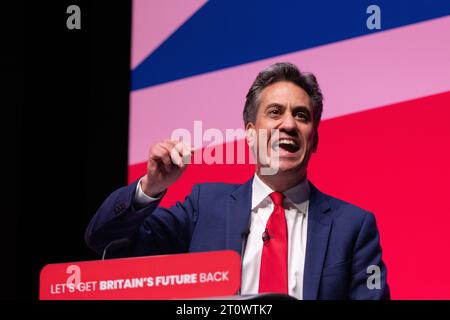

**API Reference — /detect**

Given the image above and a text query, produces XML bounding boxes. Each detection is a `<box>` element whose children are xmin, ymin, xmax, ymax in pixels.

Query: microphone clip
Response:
<box><xmin>262</xmin><ymin>228</ymin><xmax>271</xmax><ymax>245</ymax></box>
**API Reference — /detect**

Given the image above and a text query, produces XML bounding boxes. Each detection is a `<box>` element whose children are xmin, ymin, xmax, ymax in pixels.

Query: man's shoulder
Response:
<box><xmin>314</xmin><ymin>186</ymin><xmax>372</xmax><ymax>222</ymax></box>
<box><xmin>194</xmin><ymin>181</ymin><xmax>243</xmax><ymax>194</ymax></box>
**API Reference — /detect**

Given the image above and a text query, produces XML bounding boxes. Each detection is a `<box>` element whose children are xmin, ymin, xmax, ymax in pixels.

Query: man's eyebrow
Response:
<box><xmin>264</xmin><ymin>103</ymin><xmax>284</xmax><ymax>109</ymax></box>
<box><xmin>265</xmin><ymin>103</ymin><xmax>311</xmax><ymax>110</ymax></box>
<box><xmin>292</xmin><ymin>106</ymin><xmax>311</xmax><ymax>113</ymax></box>
<box><xmin>264</xmin><ymin>104</ymin><xmax>312</xmax><ymax>116</ymax></box>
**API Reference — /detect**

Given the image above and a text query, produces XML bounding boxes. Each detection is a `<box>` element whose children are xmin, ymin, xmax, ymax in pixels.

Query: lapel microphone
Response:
<box><xmin>262</xmin><ymin>228</ymin><xmax>271</xmax><ymax>244</ymax></box>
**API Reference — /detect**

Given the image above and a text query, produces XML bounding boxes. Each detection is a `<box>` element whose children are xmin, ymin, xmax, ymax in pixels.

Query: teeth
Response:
<box><xmin>278</xmin><ymin>139</ymin><xmax>297</xmax><ymax>146</ymax></box>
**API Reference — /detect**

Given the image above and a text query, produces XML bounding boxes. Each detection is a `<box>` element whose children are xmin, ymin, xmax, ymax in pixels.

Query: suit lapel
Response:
<box><xmin>226</xmin><ymin>177</ymin><xmax>253</xmax><ymax>254</ymax></box>
<box><xmin>303</xmin><ymin>182</ymin><xmax>332</xmax><ymax>300</ymax></box>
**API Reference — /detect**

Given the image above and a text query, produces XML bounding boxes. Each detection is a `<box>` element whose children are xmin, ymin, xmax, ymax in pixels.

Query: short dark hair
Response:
<box><xmin>243</xmin><ymin>62</ymin><xmax>323</xmax><ymax>129</ymax></box>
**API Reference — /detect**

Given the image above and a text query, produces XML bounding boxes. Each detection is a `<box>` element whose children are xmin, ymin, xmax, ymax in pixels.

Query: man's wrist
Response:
<box><xmin>140</xmin><ymin>176</ymin><xmax>165</xmax><ymax>198</ymax></box>
<box><xmin>133</xmin><ymin>177</ymin><xmax>165</xmax><ymax>209</ymax></box>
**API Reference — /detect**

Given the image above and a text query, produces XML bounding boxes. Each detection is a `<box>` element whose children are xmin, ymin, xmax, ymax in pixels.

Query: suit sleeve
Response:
<box><xmin>85</xmin><ymin>180</ymin><xmax>200</xmax><ymax>257</ymax></box>
<box><xmin>349</xmin><ymin>212</ymin><xmax>390</xmax><ymax>300</ymax></box>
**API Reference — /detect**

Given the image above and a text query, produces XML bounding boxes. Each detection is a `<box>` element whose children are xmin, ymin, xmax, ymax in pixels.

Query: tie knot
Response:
<box><xmin>269</xmin><ymin>192</ymin><xmax>284</xmax><ymax>206</ymax></box>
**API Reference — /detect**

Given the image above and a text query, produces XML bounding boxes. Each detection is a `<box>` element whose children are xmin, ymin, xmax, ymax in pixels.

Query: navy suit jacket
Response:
<box><xmin>85</xmin><ymin>178</ymin><xmax>390</xmax><ymax>300</ymax></box>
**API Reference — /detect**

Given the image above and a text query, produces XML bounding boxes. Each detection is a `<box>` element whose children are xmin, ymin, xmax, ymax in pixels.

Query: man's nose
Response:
<box><xmin>279</xmin><ymin>113</ymin><xmax>297</xmax><ymax>131</ymax></box>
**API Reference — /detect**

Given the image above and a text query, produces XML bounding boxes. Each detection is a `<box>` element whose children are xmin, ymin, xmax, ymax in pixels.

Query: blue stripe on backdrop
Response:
<box><xmin>131</xmin><ymin>0</ymin><xmax>450</xmax><ymax>91</ymax></box>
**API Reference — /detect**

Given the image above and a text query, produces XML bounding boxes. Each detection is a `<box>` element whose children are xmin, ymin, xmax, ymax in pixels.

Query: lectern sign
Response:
<box><xmin>40</xmin><ymin>250</ymin><xmax>241</xmax><ymax>300</ymax></box>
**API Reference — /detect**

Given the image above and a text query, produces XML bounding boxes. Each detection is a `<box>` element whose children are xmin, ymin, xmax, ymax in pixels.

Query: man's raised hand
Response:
<box><xmin>140</xmin><ymin>140</ymin><xmax>193</xmax><ymax>197</ymax></box>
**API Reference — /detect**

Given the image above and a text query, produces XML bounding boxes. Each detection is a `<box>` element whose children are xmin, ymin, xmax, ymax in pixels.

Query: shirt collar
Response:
<box><xmin>251</xmin><ymin>173</ymin><xmax>310</xmax><ymax>214</ymax></box>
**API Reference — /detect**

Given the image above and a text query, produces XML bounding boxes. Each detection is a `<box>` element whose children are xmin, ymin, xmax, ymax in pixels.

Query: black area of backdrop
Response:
<box><xmin>18</xmin><ymin>1</ymin><xmax>132</xmax><ymax>299</ymax></box>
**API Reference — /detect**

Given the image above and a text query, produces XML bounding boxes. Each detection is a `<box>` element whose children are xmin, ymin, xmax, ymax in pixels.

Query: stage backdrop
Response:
<box><xmin>128</xmin><ymin>0</ymin><xmax>450</xmax><ymax>299</ymax></box>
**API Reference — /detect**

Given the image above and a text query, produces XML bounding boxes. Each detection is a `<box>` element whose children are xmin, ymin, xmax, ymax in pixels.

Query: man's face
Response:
<box><xmin>246</xmin><ymin>81</ymin><xmax>318</xmax><ymax>175</ymax></box>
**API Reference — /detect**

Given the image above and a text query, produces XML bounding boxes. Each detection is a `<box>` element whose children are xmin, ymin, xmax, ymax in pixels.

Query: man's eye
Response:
<box><xmin>269</xmin><ymin>109</ymin><xmax>280</xmax><ymax>116</ymax></box>
<box><xmin>295</xmin><ymin>112</ymin><xmax>308</xmax><ymax>120</ymax></box>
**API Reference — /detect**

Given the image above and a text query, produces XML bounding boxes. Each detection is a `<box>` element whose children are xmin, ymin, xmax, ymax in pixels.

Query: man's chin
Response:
<box><xmin>271</xmin><ymin>159</ymin><xmax>305</xmax><ymax>174</ymax></box>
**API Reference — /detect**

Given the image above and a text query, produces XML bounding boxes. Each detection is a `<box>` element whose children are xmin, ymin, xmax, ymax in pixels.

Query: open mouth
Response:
<box><xmin>273</xmin><ymin>138</ymin><xmax>300</xmax><ymax>153</ymax></box>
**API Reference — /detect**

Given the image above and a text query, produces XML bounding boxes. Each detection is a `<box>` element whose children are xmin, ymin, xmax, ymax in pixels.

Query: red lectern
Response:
<box><xmin>39</xmin><ymin>250</ymin><xmax>241</xmax><ymax>300</ymax></box>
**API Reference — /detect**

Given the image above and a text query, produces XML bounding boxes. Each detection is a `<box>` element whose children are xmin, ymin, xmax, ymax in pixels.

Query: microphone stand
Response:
<box><xmin>238</xmin><ymin>227</ymin><xmax>250</xmax><ymax>295</ymax></box>
<box><xmin>101</xmin><ymin>238</ymin><xmax>131</xmax><ymax>260</ymax></box>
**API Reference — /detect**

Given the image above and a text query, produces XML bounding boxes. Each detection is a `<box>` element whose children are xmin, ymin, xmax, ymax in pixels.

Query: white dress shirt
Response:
<box><xmin>240</xmin><ymin>174</ymin><xmax>310</xmax><ymax>299</ymax></box>
<box><xmin>134</xmin><ymin>174</ymin><xmax>310</xmax><ymax>299</ymax></box>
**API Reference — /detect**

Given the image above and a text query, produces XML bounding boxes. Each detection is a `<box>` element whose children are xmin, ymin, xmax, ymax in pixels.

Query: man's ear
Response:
<box><xmin>245</xmin><ymin>123</ymin><xmax>256</xmax><ymax>146</ymax></box>
<box><xmin>312</xmin><ymin>130</ymin><xmax>319</xmax><ymax>153</ymax></box>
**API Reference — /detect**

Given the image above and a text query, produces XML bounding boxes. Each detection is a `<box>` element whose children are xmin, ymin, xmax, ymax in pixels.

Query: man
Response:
<box><xmin>85</xmin><ymin>62</ymin><xmax>389</xmax><ymax>299</ymax></box>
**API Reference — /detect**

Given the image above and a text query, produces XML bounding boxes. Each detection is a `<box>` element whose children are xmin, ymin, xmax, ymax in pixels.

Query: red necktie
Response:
<box><xmin>259</xmin><ymin>191</ymin><xmax>288</xmax><ymax>294</ymax></box>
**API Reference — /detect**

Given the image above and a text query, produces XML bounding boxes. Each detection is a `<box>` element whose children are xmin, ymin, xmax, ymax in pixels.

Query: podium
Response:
<box><xmin>39</xmin><ymin>250</ymin><xmax>295</xmax><ymax>300</ymax></box>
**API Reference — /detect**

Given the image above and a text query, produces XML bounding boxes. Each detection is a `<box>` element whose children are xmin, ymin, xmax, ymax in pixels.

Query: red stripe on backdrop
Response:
<box><xmin>128</xmin><ymin>91</ymin><xmax>450</xmax><ymax>299</ymax></box>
